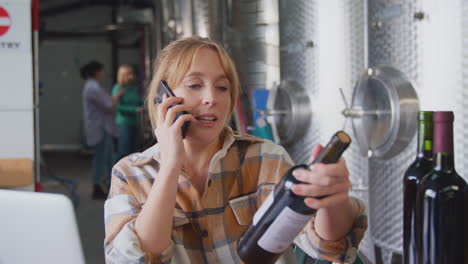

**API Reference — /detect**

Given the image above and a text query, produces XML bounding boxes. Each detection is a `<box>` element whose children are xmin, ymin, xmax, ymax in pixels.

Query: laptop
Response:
<box><xmin>0</xmin><ymin>189</ymin><xmax>85</xmax><ymax>264</ymax></box>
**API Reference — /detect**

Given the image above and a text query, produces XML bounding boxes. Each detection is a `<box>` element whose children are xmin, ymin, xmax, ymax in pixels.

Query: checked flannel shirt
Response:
<box><xmin>104</xmin><ymin>127</ymin><xmax>367</xmax><ymax>264</ymax></box>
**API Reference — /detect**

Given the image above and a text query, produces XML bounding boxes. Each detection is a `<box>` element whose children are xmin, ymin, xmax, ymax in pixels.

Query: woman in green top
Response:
<box><xmin>112</xmin><ymin>65</ymin><xmax>144</xmax><ymax>160</ymax></box>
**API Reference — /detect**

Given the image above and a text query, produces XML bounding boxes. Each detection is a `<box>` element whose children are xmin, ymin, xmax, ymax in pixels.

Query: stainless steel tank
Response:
<box><xmin>159</xmin><ymin>1</ymin><xmax>468</xmax><ymax>263</ymax></box>
<box><xmin>274</xmin><ymin>0</ymin><xmax>374</xmax><ymax>259</ymax></box>
<box><xmin>225</xmin><ymin>0</ymin><xmax>280</xmax><ymax>127</ymax></box>
<box><xmin>275</xmin><ymin>0</ymin><xmax>318</xmax><ymax>163</ymax></box>
<box><xmin>366</xmin><ymin>1</ymin><xmax>421</xmax><ymax>262</ymax></box>
<box><xmin>273</xmin><ymin>1</ymin><xmax>468</xmax><ymax>262</ymax></box>
<box><xmin>276</xmin><ymin>0</ymin><xmax>368</xmax><ymax>190</ymax></box>
<box><xmin>366</xmin><ymin>0</ymin><xmax>468</xmax><ymax>263</ymax></box>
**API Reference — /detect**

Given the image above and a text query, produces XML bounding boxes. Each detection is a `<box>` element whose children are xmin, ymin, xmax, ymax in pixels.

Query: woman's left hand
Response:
<box><xmin>291</xmin><ymin>145</ymin><xmax>352</xmax><ymax>210</ymax></box>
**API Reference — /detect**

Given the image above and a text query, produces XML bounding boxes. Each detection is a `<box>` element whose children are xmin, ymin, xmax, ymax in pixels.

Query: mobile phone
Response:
<box><xmin>155</xmin><ymin>80</ymin><xmax>190</xmax><ymax>138</ymax></box>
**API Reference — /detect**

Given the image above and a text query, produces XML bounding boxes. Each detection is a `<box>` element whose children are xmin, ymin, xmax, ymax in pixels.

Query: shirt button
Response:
<box><xmin>201</xmin><ymin>229</ymin><xmax>209</xmax><ymax>237</ymax></box>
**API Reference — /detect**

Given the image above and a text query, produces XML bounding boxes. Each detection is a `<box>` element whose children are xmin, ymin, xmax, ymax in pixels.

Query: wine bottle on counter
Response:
<box><xmin>403</xmin><ymin>111</ymin><xmax>433</xmax><ymax>264</ymax></box>
<box><xmin>415</xmin><ymin>111</ymin><xmax>468</xmax><ymax>264</ymax></box>
<box><xmin>237</xmin><ymin>131</ymin><xmax>351</xmax><ymax>264</ymax></box>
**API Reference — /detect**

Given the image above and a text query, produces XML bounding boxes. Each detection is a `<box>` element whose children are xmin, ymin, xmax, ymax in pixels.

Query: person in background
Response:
<box><xmin>81</xmin><ymin>60</ymin><xmax>125</xmax><ymax>200</ymax></box>
<box><xmin>104</xmin><ymin>37</ymin><xmax>367</xmax><ymax>263</ymax></box>
<box><xmin>112</xmin><ymin>65</ymin><xmax>144</xmax><ymax>161</ymax></box>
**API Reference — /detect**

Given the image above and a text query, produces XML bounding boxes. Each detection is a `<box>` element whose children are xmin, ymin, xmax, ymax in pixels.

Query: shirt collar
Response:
<box><xmin>130</xmin><ymin>126</ymin><xmax>263</xmax><ymax>167</ymax></box>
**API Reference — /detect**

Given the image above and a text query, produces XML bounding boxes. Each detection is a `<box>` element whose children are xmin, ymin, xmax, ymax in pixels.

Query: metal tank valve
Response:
<box><xmin>340</xmin><ymin>66</ymin><xmax>419</xmax><ymax>159</ymax></box>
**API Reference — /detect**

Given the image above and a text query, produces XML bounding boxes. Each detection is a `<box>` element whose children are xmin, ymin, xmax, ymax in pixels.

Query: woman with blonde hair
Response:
<box><xmin>112</xmin><ymin>64</ymin><xmax>144</xmax><ymax>160</ymax></box>
<box><xmin>104</xmin><ymin>37</ymin><xmax>367</xmax><ymax>263</ymax></box>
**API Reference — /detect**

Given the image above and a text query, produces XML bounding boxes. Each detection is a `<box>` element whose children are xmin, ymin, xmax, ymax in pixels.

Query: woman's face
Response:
<box><xmin>123</xmin><ymin>68</ymin><xmax>135</xmax><ymax>84</ymax></box>
<box><xmin>174</xmin><ymin>48</ymin><xmax>231</xmax><ymax>145</ymax></box>
<box><xmin>94</xmin><ymin>70</ymin><xmax>104</xmax><ymax>81</ymax></box>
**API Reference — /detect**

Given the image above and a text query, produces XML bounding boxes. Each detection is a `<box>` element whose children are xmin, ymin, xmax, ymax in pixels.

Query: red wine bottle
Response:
<box><xmin>415</xmin><ymin>111</ymin><xmax>468</xmax><ymax>264</ymax></box>
<box><xmin>403</xmin><ymin>111</ymin><xmax>433</xmax><ymax>264</ymax></box>
<box><xmin>237</xmin><ymin>131</ymin><xmax>351</xmax><ymax>264</ymax></box>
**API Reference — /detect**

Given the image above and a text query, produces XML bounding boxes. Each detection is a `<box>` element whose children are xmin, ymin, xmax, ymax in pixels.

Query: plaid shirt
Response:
<box><xmin>104</xmin><ymin>128</ymin><xmax>367</xmax><ymax>264</ymax></box>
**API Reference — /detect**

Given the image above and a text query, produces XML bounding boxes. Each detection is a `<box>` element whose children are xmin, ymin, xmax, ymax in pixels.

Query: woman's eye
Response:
<box><xmin>217</xmin><ymin>86</ymin><xmax>228</xmax><ymax>91</ymax></box>
<box><xmin>188</xmin><ymin>84</ymin><xmax>201</xmax><ymax>89</ymax></box>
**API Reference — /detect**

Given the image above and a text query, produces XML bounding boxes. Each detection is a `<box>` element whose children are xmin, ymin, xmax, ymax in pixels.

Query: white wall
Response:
<box><xmin>39</xmin><ymin>41</ymin><xmax>112</xmax><ymax>149</ymax></box>
<box><xmin>39</xmin><ymin>3</ymin><xmax>142</xmax><ymax>150</ymax></box>
<box><xmin>0</xmin><ymin>0</ymin><xmax>34</xmax><ymax>160</ymax></box>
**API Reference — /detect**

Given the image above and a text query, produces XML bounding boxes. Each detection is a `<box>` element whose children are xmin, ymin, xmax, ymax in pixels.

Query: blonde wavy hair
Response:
<box><xmin>146</xmin><ymin>36</ymin><xmax>239</xmax><ymax>131</ymax></box>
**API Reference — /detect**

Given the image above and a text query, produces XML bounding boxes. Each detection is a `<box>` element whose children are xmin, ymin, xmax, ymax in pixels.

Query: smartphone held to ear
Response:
<box><xmin>155</xmin><ymin>81</ymin><xmax>191</xmax><ymax>138</ymax></box>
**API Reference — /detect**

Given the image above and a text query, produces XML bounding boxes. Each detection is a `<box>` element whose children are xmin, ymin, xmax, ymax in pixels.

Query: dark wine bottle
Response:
<box><xmin>415</xmin><ymin>111</ymin><xmax>468</xmax><ymax>264</ymax></box>
<box><xmin>237</xmin><ymin>131</ymin><xmax>351</xmax><ymax>264</ymax></box>
<box><xmin>403</xmin><ymin>111</ymin><xmax>433</xmax><ymax>264</ymax></box>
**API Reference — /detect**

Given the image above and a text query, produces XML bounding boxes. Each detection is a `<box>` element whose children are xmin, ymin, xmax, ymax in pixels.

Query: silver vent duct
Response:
<box><xmin>157</xmin><ymin>0</ymin><xmax>205</xmax><ymax>43</ymax></box>
<box><xmin>192</xmin><ymin>0</ymin><xmax>210</xmax><ymax>38</ymax></box>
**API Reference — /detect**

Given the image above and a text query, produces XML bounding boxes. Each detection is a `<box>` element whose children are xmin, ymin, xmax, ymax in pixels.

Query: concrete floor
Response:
<box><xmin>41</xmin><ymin>152</ymin><xmax>106</xmax><ymax>264</ymax></box>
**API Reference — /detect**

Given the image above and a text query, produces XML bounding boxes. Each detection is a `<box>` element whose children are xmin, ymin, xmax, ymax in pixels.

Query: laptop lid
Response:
<box><xmin>0</xmin><ymin>189</ymin><xmax>85</xmax><ymax>264</ymax></box>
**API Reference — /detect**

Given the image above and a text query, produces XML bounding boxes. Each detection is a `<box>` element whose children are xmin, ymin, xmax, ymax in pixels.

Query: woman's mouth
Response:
<box><xmin>195</xmin><ymin>114</ymin><xmax>218</xmax><ymax>128</ymax></box>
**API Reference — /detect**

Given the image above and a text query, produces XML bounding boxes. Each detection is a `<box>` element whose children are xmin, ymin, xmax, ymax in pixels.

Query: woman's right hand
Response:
<box><xmin>117</xmin><ymin>86</ymin><xmax>127</xmax><ymax>97</ymax></box>
<box><xmin>154</xmin><ymin>94</ymin><xmax>195</xmax><ymax>172</ymax></box>
<box><xmin>112</xmin><ymin>86</ymin><xmax>127</xmax><ymax>109</ymax></box>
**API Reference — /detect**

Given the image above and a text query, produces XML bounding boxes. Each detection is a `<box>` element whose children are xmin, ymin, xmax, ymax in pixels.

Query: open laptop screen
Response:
<box><xmin>0</xmin><ymin>189</ymin><xmax>85</xmax><ymax>264</ymax></box>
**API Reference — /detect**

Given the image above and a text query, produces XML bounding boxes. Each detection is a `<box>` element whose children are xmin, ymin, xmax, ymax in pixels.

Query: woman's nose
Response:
<box><xmin>201</xmin><ymin>88</ymin><xmax>216</xmax><ymax>105</ymax></box>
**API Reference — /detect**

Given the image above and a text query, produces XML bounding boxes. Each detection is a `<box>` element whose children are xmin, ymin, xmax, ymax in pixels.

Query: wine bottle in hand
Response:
<box><xmin>237</xmin><ymin>131</ymin><xmax>351</xmax><ymax>264</ymax></box>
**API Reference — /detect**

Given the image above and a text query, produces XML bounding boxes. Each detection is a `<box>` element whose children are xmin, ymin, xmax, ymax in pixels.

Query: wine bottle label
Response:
<box><xmin>257</xmin><ymin>206</ymin><xmax>311</xmax><ymax>253</ymax></box>
<box><xmin>253</xmin><ymin>190</ymin><xmax>274</xmax><ymax>225</ymax></box>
